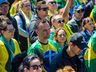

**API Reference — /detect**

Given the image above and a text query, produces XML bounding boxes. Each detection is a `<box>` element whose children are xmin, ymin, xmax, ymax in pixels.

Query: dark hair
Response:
<box><xmin>18</xmin><ymin>63</ymin><xmax>24</xmax><ymax>72</ymax></box>
<box><xmin>33</xmin><ymin>20</ymin><xmax>41</xmax><ymax>30</ymax></box>
<box><xmin>36</xmin><ymin>0</ymin><xmax>46</xmax><ymax>9</ymax></box>
<box><xmin>23</xmin><ymin>55</ymin><xmax>40</xmax><ymax>70</ymax></box>
<box><xmin>49</xmin><ymin>16</ymin><xmax>53</xmax><ymax>27</ymax></box>
<box><xmin>34</xmin><ymin>19</ymin><xmax>49</xmax><ymax>30</ymax></box>
<box><xmin>0</xmin><ymin>15</ymin><xmax>12</xmax><ymax>32</ymax></box>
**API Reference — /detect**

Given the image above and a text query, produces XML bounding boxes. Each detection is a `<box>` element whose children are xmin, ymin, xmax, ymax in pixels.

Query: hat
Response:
<box><xmin>70</xmin><ymin>33</ymin><xmax>88</xmax><ymax>50</ymax></box>
<box><xmin>74</xmin><ymin>5</ymin><xmax>84</xmax><ymax>11</ymax></box>
<box><xmin>0</xmin><ymin>0</ymin><xmax>9</xmax><ymax>5</ymax></box>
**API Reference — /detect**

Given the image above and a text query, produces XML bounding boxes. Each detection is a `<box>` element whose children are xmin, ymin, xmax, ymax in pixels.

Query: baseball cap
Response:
<box><xmin>70</xmin><ymin>33</ymin><xmax>88</xmax><ymax>50</ymax></box>
<box><xmin>74</xmin><ymin>5</ymin><xmax>84</xmax><ymax>12</ymax></box>
<box><xmin>0</xmin><ymin>0</ymin><xmax>9</xmax><ymax>5</ymax></box>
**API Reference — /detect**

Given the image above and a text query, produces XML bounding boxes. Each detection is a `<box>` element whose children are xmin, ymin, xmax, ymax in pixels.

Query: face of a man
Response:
<box><xmin>0</xmin><ymin>3</ymin><xmax>9</xmax><ymax>15</ymax></box>
<box><xmin>75</xmin><ymin>9</ymin><xmax>84</xmax><ymax>20</ymax></box>
<box><xmin>71</xmin><ymin>44</ymin><xmax>82</xmax><ymax>55</ymax></box>
<box><xmin>37</xmin><ymin>4</ymin><xmax>48</xmax><ymax>18</ymax></box>
<box><xmin>36</xmin><ymin>22</ymin><xmax>50</xmax><ymax>40</ymax></box>
<box><xmin>22</xmin><ymin>0</ymin><xmax>31</xmax><ymax>11</ymax></box>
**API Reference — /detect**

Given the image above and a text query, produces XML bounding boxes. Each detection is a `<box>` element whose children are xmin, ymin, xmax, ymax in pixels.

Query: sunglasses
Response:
<box><xmin>77</xmin><ymin>9</ymin><xmax>84</xmax><ymax>13</ymax></box>
<box><xmin>24</xmin><ymin>4</ymin><xmax>31</xmax><ymax>7</ymax></box>
<box><xmin>56</xmin><ymin>18</ymin><xmax>65</xmax><ymax>24</ymax></box>
<box><xmin>58</xmin><ymin>34</ymin><xmax>66</xmax><ymax>38</ymax></box>
<box><xmin>0</xmin><ymin>4</ymin><xmax>9</xmax><ymax>9</ymax></box>
<box><xmin>31</xmin><ymin>64</ymin><xmax>42</xmax><ymax>70</ymax></box>
<box><xmin>38</xmin><ymin>7</ymin><xmax>48</xmax><ymax>11</ymax></box>
<box><xmin>49</xmin><ymin>1</ymin><xmax>56</xmax><ymax>5</ymax></box>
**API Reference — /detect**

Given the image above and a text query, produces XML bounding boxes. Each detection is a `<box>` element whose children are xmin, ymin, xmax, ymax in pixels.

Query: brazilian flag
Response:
<box><xmin>84</xmin><ymin>32</ymin><xmax>96</xmax><ymax>72</ymax></box>
<box><xmin>90</xmin><ymin>5</ymin><xmax>96</xmax><ymax>23</ymax></box>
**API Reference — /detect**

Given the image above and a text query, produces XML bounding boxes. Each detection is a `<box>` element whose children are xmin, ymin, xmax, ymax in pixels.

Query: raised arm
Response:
<box><xmin>58</xmin><ymin>0</ymin><xmax>74</xmax><ymax>23</ymax></box>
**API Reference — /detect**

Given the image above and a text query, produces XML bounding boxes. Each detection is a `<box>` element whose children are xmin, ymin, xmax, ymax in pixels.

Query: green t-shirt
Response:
<box><xmin>27</xmin><ymin>39</ymin><xmax>62</xmax><ymax>57</ymax></box>
<box><xmin>27</xmin><ymin>39</ymin><xmax>62</xmax><ymax>71</ymax></box>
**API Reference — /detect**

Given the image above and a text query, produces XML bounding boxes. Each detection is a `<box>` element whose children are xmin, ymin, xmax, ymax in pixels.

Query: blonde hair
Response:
<box><xmin>56</xmin><ymin>66</ymin><xmax>75</xmax><ymax>72</ymax></box>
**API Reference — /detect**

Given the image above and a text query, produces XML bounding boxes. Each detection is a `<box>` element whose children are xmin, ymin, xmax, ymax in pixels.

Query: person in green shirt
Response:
<box><xmin>50</xmin><ymin>14</ymin><xmax>73</xmax><ymax>42</ymax></box>
<box><xmin>27</xmin><ymin>20</ymin><xmax>60</xmax><ymax>71</ymax></box>
<box><xmin>53</xmin><ymin>28</ymin><xmax>68</xmax><ymax>52</ymax></box>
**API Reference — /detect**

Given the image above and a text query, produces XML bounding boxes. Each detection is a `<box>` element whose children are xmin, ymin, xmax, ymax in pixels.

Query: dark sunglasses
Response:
<box><xmin>77</xmin><ymin>9</ymin><xmax>84</xmax><ymax>13</ymax></box>
<box><xmin>38</xmin><ymin>7</ymin><xmax>48</xmax><ymax>11</ymax></box>
<box><xmin>31</xmin><ymin>64</ymin><xmax>42</xmax><ymax>70</ymax></box>
<box><xmin>56</xmin><ymin>18</ymin><xmax>64</xmax><ymax>24</ymax></box>
<box><xmin>58</xmin><ymin>34</ymin><xmax>66</xmax><ymax>38</ymax></box>
<box><xmin>49</xmin><ymin>1</ymin><xmax>56</xmax><ymax>5</ymax></box>
<box><xmin>0</xmin><ymin>4</ymin><xmax>9</xmax><ymax>8</ymax></box>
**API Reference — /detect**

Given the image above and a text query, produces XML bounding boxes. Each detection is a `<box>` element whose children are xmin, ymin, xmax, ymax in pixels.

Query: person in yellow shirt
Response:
<box><xmin>50</xmin><ymin>14</ymin><xmax>73</xmax><ymax>42</ymax></box>
<box><xmin>0</xmin><ymin>15</ymin><xmax>21</xmax><ymax>72</ymax></box>
<box><xmin>46</xmin><ymin>0</ymin><xmax>58</xmax><ymax>17</ymax></box>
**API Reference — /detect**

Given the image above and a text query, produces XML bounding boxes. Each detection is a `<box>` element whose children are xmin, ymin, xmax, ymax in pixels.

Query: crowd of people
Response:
<box><xmin>0</xmin><ymin>0</ymin><xmax>96</xmax><ymax>72</ymax></box>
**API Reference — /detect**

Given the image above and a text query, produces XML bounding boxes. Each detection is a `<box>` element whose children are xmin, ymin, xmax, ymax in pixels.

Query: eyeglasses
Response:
<box><xmin>38</xmin><ymin>7</ymin><xmax>48</xmax><ymax>11</ymax></box>
<box><xmin>7</xmin><ymin>28</ymin><xmax>15</xmax><ymax>33</ymax></box>
<box><xmin>24</xmin><ymin>4</ymin><xmax>31</xmax><ymax>7</ymax></box>
<box><xmin>56</xmin><ymin>18</ymin><xmax>65</xmax><ymax>24</ymax></box>
<box><xmin>77</xmin><ymin>9</ymin><xmax>84</xmax><ymax>13</ymax></box>
<box><xmin>0</xmin><ymin>4</ymin><xmax>9</xmax><ymax>9</ymax></box>
<box><xmin>31</xmin><ymin>64</ymin><xmax>42</xmax><ymax>70</ymax></box>
<box><xmin>58</xmin><ymin>34</ymin><xmax>66</xmax><ymax>38</ymax></box>
<box><xmin>49</xmin><ymin>1</ymin><xmax>56</xmax><ymax>5</ymax></box>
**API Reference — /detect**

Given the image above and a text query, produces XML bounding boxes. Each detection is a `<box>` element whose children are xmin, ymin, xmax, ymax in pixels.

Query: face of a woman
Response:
<box><xmin>22</xmin><ymin>0</ymin><xmax>31</xmax><ymax>11</ymax></box>
<box><xmin>53</xmin><ymin>15</ymin><xmax>64</xmax><ymax>29</ymax></box>
<box><xmin>85</xmin><ymin>18</ymin><xmax>94</xmax><ymax>31</ymax></box>
<box><xmin>47</xmin><ymin>0</ymin><xmax>57</xmax><ymax>10</ymax></box>
<box><xmin>57</xmin><ymin>29</ymin><xmax>66</xmax><ymax>43</ymax></box>
<box><xmin>29</xmin><ymin>59</ymin><xmax>42</xmax><ymax>72</ymax></box>
<box><xmin>2</xmin><ymin>24</ymin><xmax>15</xmax><ymax>41</ymax></box>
